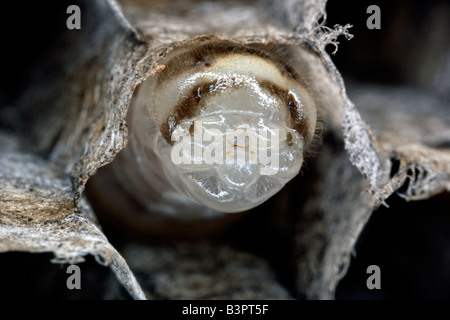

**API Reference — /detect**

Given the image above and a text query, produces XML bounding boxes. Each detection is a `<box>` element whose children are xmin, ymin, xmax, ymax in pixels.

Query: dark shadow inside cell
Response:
<box><xmin>0</xmin><ymin>252</ymin><xmax>114</xmax><ymax>299</ymax></box>
<box><xmin>336</xmin><ymin>191</ymin><xmax>450</xmax><ymax>299</ymax></box>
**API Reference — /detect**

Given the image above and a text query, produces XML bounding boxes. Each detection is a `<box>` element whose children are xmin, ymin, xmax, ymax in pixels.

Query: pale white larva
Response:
<box><xmin>89</xmin><ymin>39</ymin><xmax>321</xmax><ymax>236</ymax></box>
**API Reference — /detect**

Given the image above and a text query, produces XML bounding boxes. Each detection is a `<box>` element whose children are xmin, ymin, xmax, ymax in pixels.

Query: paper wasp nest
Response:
<box><xmin>0</xmin><ymin>0</ymin><xmax>448</xmax><ymax>299</ymax></box>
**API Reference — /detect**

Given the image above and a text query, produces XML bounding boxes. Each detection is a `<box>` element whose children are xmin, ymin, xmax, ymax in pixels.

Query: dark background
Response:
<box><xmin>0</xmin><ymin>0</ymin><xmax>449</xmax><ymax>299</ymax></box>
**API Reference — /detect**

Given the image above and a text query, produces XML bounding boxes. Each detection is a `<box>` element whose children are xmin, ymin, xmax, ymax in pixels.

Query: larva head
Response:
<box><xmin>133</xmin><ymin>41</ymin><xmax>318</xmax><ymax>213</ymax></box>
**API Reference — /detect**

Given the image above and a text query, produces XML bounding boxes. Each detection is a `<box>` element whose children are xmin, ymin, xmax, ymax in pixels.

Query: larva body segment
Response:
<box><xmin>95</xmin><ymin>39</ymin><xmax>321</xmax><ymax>234</ymax></box>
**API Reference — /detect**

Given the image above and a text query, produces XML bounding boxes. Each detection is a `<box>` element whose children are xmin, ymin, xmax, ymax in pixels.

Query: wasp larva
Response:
<box><xmin>88</xmin><ymin>39</ymin><xmax>321</xmax><ymax>237</ymax></box>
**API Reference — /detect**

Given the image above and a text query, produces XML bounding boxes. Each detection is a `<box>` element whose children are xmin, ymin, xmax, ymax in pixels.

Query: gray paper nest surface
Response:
<box><xmin>0</xmin><ymin>0</ymin><xmax>448</xmax><ymax>299</ymax></box>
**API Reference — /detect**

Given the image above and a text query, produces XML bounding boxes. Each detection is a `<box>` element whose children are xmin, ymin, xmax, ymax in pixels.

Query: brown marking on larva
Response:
<box><xmin>286</xmin><ymin>132</ymin><xmax>293</xmax><ymax>146</ymax></box>
<box><xmin>189</xmin><ymin>122</ymin><xmax>195</xmax><ymax>136</ymax></box>
<box><xmin>160</xmin><ymin>86</ymin><xmax>202</xmax><ymax>144</ymax></box>
<box><xmin>287</xmin><ymin>92</ymin><xmax>309</xmax><ymax>141</ymax></box>
<box><xmin>161</xmin><ymin>77</ymin><xmax>313</xmax><ymax>146</ymax></box>
<box><xmin>258</xmin><ymin>80</ymin><xmax>312</xmax><ymax>144</ymax></box>
<box><xmin>155</xmin><ymin>40</ymin><xmax>308</xmax><ymax>89</ymax></box>
<box><xmin>160</xmin><ymin>79</ymin><xmax>243</xmax><ymax>144</ymax></box>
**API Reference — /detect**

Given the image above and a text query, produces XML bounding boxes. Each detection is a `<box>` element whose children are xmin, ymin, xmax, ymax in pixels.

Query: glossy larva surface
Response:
<box><xmin>125</xmin><ymin>41</ymin><xmax>318</xmax><ymax>214</ymax></box>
